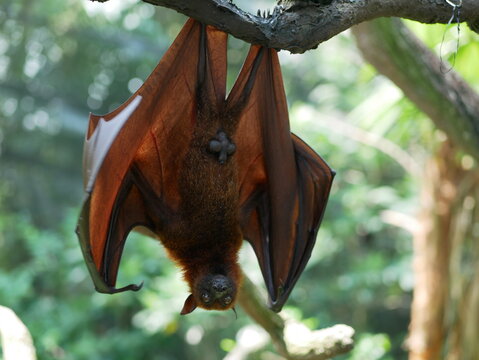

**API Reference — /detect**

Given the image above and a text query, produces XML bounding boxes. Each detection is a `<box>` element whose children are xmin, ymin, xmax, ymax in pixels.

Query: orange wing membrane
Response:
<box><xmin>76</xmin><ymin>19</ymin><xmax>335</xmax><ymax>313</ymax></box>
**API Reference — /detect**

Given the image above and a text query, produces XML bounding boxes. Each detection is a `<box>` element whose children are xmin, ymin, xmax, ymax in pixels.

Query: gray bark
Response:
<box><xmin>91</xmin><ymin>0</ymin><xmax>479</xmax><ymax>53</ymax></box>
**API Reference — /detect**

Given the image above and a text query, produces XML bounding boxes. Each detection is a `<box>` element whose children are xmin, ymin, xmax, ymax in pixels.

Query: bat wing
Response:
<box><xmin>76</xmin><ymin>19</ymin><xmax>227</xmax><ymax>293</ymax></box>
<box><xmin>230</xmin><ymin>46</ymin><xmax>335</xmax><ymax>311</ymax></box>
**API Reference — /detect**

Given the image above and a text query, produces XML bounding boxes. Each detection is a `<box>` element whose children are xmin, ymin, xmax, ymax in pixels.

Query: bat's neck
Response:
<box><xmin>169</xmin><ymin>240</ymin><xmax>243</xmax><ymax>292</ymax></box>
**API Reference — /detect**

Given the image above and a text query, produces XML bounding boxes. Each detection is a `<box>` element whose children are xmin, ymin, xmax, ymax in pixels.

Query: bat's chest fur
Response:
<box><xmin>158</xmin><ymin>115</ymin><xmax>242</xmax><ymax>262</ymax></box>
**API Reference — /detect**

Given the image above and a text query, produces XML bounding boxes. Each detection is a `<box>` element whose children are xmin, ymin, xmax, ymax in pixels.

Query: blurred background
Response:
<box><xmin>0</xmin><ymin>0</ymin><xmax>478</xmax><ymax>359</ymax></box>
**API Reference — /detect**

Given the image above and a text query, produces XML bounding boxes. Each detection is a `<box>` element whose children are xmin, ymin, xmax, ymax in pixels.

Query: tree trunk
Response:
<box><xmin>409</xmin><ymin>140</ymin><xmax>479</xmax><ymax>359</ymax></box>
<box><xmin>353</xmin><ymin>19</ymin><xmax>479</xmax><ymax>359</ymax></box>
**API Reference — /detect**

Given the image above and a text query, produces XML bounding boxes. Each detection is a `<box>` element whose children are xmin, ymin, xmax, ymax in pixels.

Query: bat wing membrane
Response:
<box><xmin>233</xmin><ymin>47</ymin><xmax>335</xmax><ymax>311</ymax></box>
<box><xmin>77</xmin><ymin>19</ymin><xmax>228</xmax><ymax>293</ymax></box>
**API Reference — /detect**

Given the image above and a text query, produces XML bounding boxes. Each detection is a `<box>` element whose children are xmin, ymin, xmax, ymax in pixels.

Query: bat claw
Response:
<box><xmin>131</xmin><ymin>281</ymin><xmax>144</xmax><ymax>291</ymax></box>
<box><xmin>257</xmin><ymin>7</ymin><xmax>282</xmax><ymax>20</ymax></box>
<box><xmin>273</xmin><ymin>5</ymin><xmax>284</xmax><ymax>16</ymax></box>
<box><xmin>269</xmin><ymin>300</ymin><xmax>282</xmax><ymax>313</ymax></box>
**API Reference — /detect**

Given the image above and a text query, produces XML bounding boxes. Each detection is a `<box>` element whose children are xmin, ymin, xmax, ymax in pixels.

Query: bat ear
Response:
<box><xmin>180</xmin><ymin>294</ymin><xmax>198</xmax><ymax>315</ymax></box>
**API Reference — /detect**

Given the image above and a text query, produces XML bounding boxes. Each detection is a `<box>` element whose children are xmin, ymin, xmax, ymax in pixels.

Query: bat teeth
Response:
<box><xmin>257</xmin><ymin>9</ymin><xmax>261</xmax><ymax>16</ymax></box>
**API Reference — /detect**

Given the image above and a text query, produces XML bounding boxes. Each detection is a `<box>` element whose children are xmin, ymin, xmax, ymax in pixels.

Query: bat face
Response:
<box><xmin>77</xmin><ymin>19</ymin><xmax>335</xmax><ymax>314</ymax></box>
<box><xmin>181</xmin><ymin>274</ymin><xmax>237</xmax><ymax>315</ymax></box>
<box><xmin>196</xmin><ymin>275</ymin><xmax>236</xmax><ymax>308</ymax></box>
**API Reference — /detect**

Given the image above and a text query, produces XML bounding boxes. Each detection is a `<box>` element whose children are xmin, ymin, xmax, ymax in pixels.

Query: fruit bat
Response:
<box><xmin>76</xmin><ymin>18</ymin><xmax>334</xmax><ymax>315</ymax></box>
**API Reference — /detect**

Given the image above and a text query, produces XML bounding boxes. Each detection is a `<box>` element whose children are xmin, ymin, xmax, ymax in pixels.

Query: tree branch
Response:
<box><xmin>93</xmin><ymin>0</ymin><xmax>479</xmax><ymax>53</ymax></box>
<box><xmin>0</xmin><ymin>306</ymin><xmax>37</xmax><ymax>360</ymax></box>
<box><xmin>352</xmin><ymin>18</ymin><xmax>479</xmax><ymax>161</ymax></box>
<box><xmin>238</xmin><ymin>273</ymin><xmax>355</xmax><ymax>359</ymax></box>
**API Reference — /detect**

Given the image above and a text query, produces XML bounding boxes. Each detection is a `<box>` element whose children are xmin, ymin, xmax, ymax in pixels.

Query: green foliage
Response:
<box><xmin>405</xmin><ymin>20</ymin><xmax>479</xmax><ymax>91</ymax></box>
<box><xmin>349</xmin><ymin>333</ymin><xmax>392</xmax><ymax>360</ymax></box>
<box><xmin>1</xmin><ymin>0</ymin><xmax>478</xmax><ymax>359</ymax></box>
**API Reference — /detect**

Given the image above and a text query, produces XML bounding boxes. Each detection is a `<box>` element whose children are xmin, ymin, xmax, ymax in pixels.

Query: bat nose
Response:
<box><xmin>211</xmin><ymin>275</ymin><xmax>232</xmax><ymax>297</ymax></box>
<box><xmin>213</xmin><ymin>283</ymin><xmax>227</xmax><ymax>292</ymax></box>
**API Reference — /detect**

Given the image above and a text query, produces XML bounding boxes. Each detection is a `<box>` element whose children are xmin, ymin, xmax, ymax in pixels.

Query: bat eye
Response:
<box><xmin>223</xmin><ymin>295</ymin><xmax>232</xmax><ymax>305</ymax></box>
<box><xmin>201</xmin><ymin>292</ymin><xmax>211</xmax><ymax>304</ymax></box>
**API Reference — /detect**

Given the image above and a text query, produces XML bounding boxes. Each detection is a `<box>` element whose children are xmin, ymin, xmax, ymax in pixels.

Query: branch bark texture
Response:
<box><xmin>352</xmin><ymin>18</ymin><xmax>479</xmax><ymax>161</ymax></box>
<box><xmin>126</xmin><ymin>0</ymin><xmax>479</xmax><ymax>53</ymax></box>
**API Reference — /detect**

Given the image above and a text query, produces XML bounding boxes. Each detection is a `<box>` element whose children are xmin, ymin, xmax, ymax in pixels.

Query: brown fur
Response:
<box><xmin>153</xmin><ymin>103</ymin><xmax>243</xmax><ymax>309</ymax></box>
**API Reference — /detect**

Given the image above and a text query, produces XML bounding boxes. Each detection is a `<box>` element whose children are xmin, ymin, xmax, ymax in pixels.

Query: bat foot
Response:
<box><xmin>273</xmin><ymin>5</ymin><xmax>284</xmax><ymax>16</ymax></box>
<box><xmin>256</xmin><ymin>8</ymin><xmax>274</xmax><ymax>19</ymax></box>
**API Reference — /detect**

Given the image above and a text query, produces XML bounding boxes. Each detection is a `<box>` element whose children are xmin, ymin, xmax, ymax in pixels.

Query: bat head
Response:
<box><xmin>181</xmin><ymin>274</ymin><xmax>237</xmax><ymax>315</ymax></box>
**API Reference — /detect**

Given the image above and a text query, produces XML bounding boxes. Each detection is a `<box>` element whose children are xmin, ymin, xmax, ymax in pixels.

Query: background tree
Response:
<box><xmin>353</xmin><ymin>18</ymin><xmax>479</xmax><ymax>359</ymax></box>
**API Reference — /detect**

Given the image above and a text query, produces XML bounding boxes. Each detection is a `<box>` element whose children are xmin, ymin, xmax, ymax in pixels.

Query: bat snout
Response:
<box><xmin>195</xmin><ymin>274</ymin><xmax>237</xmax><ymax>310</ymax></box>
<box><xmin>211</xmin><ymin>275</ymin><xmax>231</xmax><ymax>295</ymax></box>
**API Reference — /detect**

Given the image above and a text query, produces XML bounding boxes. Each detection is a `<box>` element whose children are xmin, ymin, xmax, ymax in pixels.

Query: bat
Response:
<box><xmin>76</xmin><ymin>18</ymin><xmax>335</xmax><ymax>315</ymax></box>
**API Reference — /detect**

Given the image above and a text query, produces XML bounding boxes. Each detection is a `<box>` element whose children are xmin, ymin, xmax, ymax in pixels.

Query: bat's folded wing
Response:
<box><xmin>77</xmin><ymin>175</ymin><xmax>150</xmax><ymax>293</ymax></box>
<box><xmin>76</xmin><ymin>19</ymin><xmax>213</xmax><ymax>293</ymax></box>
<box><xmin>233</xmin><ymin>46</ymin><xmax>335</xmax><ymax>311</ymax></box>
